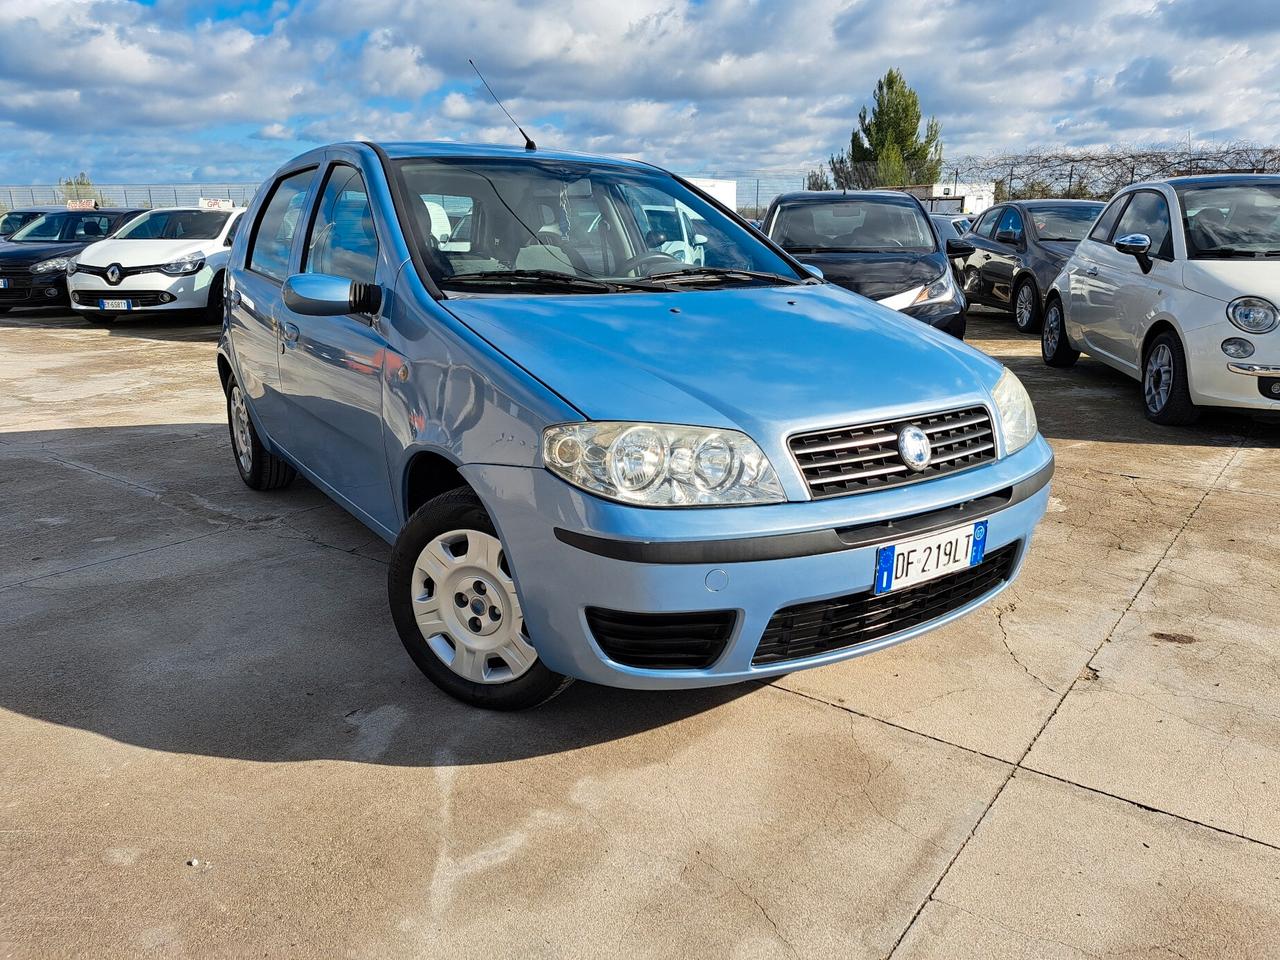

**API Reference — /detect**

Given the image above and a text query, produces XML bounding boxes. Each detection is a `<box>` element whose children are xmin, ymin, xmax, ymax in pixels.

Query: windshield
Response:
<box><xmin>771</xmin><ymin>198</ymin><xmax>936</xmax><ymax>253</ymax></box>
<box><xmin>115</xmin><ymin>209</ymin><xmax>229</xmax><ymax>241</ymax></box>
<box><xmin>393</xmin><ymin>157</ymin><xmax>802</xmax><ymax>294</ymax></box>
<box><xmin>1175</xmin><ymin>181</ymin><xmax>1280</xmax><ymax>258</ymax></box>
<box><xmin>1026</xmin><ymin>203</ymin><xmax>1104</xmax><ymax>242</ymax></box>
<box><xmin>9</xmin><ymin>212</ymin><xmax>113</xmax><ymax>243</ymax></box>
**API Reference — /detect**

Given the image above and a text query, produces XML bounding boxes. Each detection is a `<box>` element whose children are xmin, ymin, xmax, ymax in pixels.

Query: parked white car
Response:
<box><xmin>67</xmin><ymin>205</ymin><xmax>245</xmax><ymax>322</ymax></box>
<box><xmin>1042</xmin><ymin>175</ymin><xmax>1280</xmax><ymax>423</ymax></box>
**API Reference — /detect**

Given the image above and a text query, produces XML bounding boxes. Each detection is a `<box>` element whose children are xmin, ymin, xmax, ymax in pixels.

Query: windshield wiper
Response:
<box><xmin>644</xmin><ymin>266</ymin><xmax>808</xmax><ymax>286</ymax></box>
<box><xmin>1199</xmin><ymin>247</ymin><xmax>1280</xmax><ymax>258</ymax></box>
<box><xmin>442</xmin><ymin>269</ymin><xmax>667</xmax><ymax>293</ymax></box>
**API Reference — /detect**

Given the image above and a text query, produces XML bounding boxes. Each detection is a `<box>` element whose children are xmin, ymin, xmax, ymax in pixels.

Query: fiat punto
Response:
<box><xmin>218</xmin><ymin>141</ymin><xmax>1054</xmax><ymax>709</ymax></box>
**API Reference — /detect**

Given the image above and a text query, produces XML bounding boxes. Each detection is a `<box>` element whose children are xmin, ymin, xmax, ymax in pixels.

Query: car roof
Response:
<box><xmin>334</xmin><ymin>140</ymin><xmax>656</xmax><ymax>172</ymax></box>
<box><xmin>5</xmin><ymin>205</ymin><xmax>64</xmax><ymax>213</ymax></box>
<box><xmin>131</xmin><ymin>206</ymin><xmax>247</xmax><ymax>213</ymax></box>
<box><xmin>773</xmin><ymin>189</ymin><xmax>917</xmax><ymax>204</ymax></box>
<box><xmin>1015</xmin><ymin>198</ymin><xmax>1104</xmax><ymax>208</ymax></box>
<box><xmin>1163</xmin><ymin>173</ymin><xmax>1280</xmax><ymax>188</ymax></box>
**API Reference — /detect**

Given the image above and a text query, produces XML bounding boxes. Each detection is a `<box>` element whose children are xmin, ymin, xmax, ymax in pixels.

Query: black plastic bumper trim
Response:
<box><xmin>554</xmin><ymin>456</ymin><xmax>1054</xmax><ymax>565</ymax></box>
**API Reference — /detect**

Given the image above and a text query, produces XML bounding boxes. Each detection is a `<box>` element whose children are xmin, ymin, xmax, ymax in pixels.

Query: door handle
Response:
<box><xmin>981</xmin><ymin>253</ymin><xmax>992</xmax><ymax>260</ymax></box>
<box><xmin>227</xmin><ymin>288</ymin><xmax>241</xmax><ymax>307</ymax></box>
<box><xmin>281</xmin><ymin>322</ymin><xmax>300</xmax><ymax>343</ymax></box>
<box><xmin>1084</xmin><ymin>266</ymin><xmax>1099</xmax><ymax>277</ymax></box>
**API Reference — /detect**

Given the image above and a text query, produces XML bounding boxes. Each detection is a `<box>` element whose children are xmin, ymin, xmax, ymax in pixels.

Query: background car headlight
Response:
<box><xmin>30</xmin><ymin>257</ymin><xmax>72</xmax><ymax>274</ymax></box>
<box><xmin>543</xmin><ymin>421</ymin><xmax>786</xmax><ymax>506</ymax></box>
<box><xmin>912</xmin><ymin>268</ymin><xmax>958</xmax><ymax>306</ymax></box>
<box><xmin>1227</xmin><ymin>296</ymin><xmax>1279</xmax><ymax>334</ymax></box>
<box><xmin>991</xmin><ymin>368</ymin><xmax>1037</xmax><ymax>455</ymax></box>
<box><xmin>160</xmin><ymin>255</ymin><xmax>205</xmax><ymax>276</ymax></box>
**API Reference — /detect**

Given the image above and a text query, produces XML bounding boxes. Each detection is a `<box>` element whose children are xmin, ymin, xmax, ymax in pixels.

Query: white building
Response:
<box><xmin>899</xmin><ymin>181</ymin><xmax>995</xmax><ymax>215</ymax></box>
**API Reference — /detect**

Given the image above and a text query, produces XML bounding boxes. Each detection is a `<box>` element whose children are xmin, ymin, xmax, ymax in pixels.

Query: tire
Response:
<box><xmin>388</xmin><ymin>487</ymin><xmax>571</xmax><ymax>710</ymax></box>
<box><xmin>1012</xmin><ymin>278</ymin><xmax>1042</xmax><ymax>333</ymax></box>
<box><xmin>1142</xmin><ymin>331</ymin><xmax>1199</xmax><ymax>425</ymax></box>
<box><xmin>205</xmin><ymin>273</ymin><xmax>225</xmax><ymax>324</ymax></box>
<box><xmin>225</xmin><ymin>377</ymin><xmax>296</xmax><ymax>490</ymax></box>
<box><xmin>1041</xmin><ymin>297</ymin><xmax>1079</xmax><ymax>368</ymax></box>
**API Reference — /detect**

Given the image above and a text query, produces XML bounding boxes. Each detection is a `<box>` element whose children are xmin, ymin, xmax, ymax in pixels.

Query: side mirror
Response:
<box><xmin>995</xmin><ymin>229</ymin><xmax>1021</xmax><ymax>245</ymax></box>
<box><xmin>692</xmin><ymin>233</ymin><xmax>708</xmax><ymax>246</ymax></box>
<box><xmin>283</xmin><ymin>273</ymin><xmax>382</xmax><ymax>316</ymax></box>
<box><xmin>946</xmin><ymin>237</ymin><xmax>975</xmax><ymax>256</ymax></box>
<box><xmin>803</xmin><ymin>263</ymin><xmax>825</xmax><ymax>280</ymax></box>
<box><xmin>1114</xmin><ymin>233</ymin><xmax>1153</xmax><ymax>273</ymax></box>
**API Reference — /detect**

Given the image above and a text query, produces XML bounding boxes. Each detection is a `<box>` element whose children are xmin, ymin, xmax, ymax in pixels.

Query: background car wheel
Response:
<box><xmin>1143</xmin><ymin>331</ymin><xmax>1199</xmax><ymax>425</ymax></box>
<box><xmin>962</xmin><ymin>266</ymin><xmax>981</xmax><ymax>296</ymax></box>
<box><xmin>205</xmin><ymin>273</ymin><xmax>225</xmax><ymax>324</ymax></box>
<box><xmin>1041</xmin><ymin>298</ymin><xmax>1079</xmax><ymax>368</ymax></box>
<box><xmin>225</xmin><ymin>378</ymin><xmax>297</xmax><ymax>489</ymax></box>
<box><xmin>1012</xmin><ymin>279</ymin><xmax>1041</xmax><ymax>333</ymax></box>
<box><xmin>388</xmin><ymin>487</ymin><xmax>572</xmax><ymax>710</ymax></box>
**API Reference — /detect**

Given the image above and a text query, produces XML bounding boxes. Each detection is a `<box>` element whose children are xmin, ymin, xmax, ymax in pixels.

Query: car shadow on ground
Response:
<box><xmin>1</xmin><ymin>307</ymin><xmax>220</xmax><ymax>343</ymax></box>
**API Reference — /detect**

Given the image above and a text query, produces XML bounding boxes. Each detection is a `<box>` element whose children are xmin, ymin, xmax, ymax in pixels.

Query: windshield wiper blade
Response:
<box><xmin>644</xmin><ymin>266</ymin><xmax>807</xmax><ymax>286</ymax></box>
<box><xmin>442</xmin><ymin>269</ymin><xmax>669</xmax><ymax>293</ymax></box>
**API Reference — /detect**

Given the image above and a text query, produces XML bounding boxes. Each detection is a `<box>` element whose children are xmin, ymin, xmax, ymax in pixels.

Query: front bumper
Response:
<box><xmin>463</xmin><ymin>435</ymin><xmax>1054</xmax><ymax>689</ymax></box>
<box><xmin>1183</xmin><ymin>323</ymin><xmax>1280</xmax><ymax>410</ymax></box>
<box><xmin>900</xmin><ymin>299</ymin><xmax>967</xmax><ymax>338</ymax></box>
<box><xmin>68</xmin><ymin>267</ymin><xmax>216</xmax><ymax>312</ymax></box>
<box><xmin>0</xmin><ymin>271</ymin><xmax>68</xmax><ymax>307</ymax></box>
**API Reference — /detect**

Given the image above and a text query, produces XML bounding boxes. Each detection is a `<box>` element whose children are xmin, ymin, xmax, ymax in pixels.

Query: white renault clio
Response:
<box><xmin>67</xmin><ymin>203</ymin><xmax>245</xmax><ymax>323</ymax></box>
<box><xmin>1041</xmin><ymin>175</ymin><xmax>1280</xmax><ymax>423</ymax></box>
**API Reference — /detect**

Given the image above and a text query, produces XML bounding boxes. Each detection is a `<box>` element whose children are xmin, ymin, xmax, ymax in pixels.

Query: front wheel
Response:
<box><xmin>1041</xmin><ymin>298</ymin><xmax>1079</xmax><ymax>368</ymax></box>
<box><xmin>1143</xmin><ymin>331</ymin><xmax>1199</xmax><ymax>425</ymax></box>
<box><xmin>1012</xmin><ymin>279</ymin><xmax>1041</xmax><ymax>333</ymax></box>
<box><xmin>387</xmin><ymin>488</ymin><xmax>571</xmax><ymax>710</ymax></box>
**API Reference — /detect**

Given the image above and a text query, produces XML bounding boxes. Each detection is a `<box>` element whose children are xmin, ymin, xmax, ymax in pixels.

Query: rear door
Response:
<box><xmin>226</xmin><ymin>166</ymin><xmax>318</xmax><ymax>432</ymax></box>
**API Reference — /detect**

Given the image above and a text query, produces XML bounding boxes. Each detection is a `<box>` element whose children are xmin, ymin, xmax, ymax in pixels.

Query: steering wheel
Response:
<box><xmin>618</xmin><ymin>251</ymin><xmax>682</xmax><ymax>276</ymax></box>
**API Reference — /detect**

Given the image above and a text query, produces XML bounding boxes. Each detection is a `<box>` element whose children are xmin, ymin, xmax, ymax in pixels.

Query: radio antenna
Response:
<box><xmin>468</xmin><ymin>59</ymin><xmax>536</xmax><ymax>151</ymax></box>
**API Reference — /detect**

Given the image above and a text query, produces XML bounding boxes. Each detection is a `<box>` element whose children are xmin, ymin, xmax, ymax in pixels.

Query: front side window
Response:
<box><xmin>996</xmin><ymin>207</ymin><xmax>1024</xmax><ymax>242</ymax></box>
<box><xmin>1176</xmin><ymin>181</ymin><xmax>1280</xmax><ymax>259</ymax></box>
<box><xmin>304</xmin><ymin>165</ymin><xmax>379</xmax><ymax>286</ymax></box>
<box><xmin>1026</xmin><ymin>203</ymin><xmax>1105</xmax><ymax>242</ymax></box>
<box><xmin>115</xmin><ymin>210</ymin><xmax>230</xmax><ymax>241</ymax></box>
<box><xmin>248</xmin><ymin>168</ymin><xmax>316</xmax><ymax>282</ymax></box>
<box><xmin>1113</xmin><ymin>191</ymin><xmax>1173</xmax><ymax>259</ymax></box>
<box><xmin>1090</xmin><ymin>196</ymin><xmax>1129</xmax><ymax>243</ymax></box>
<box><xmin>972</xmin><ymin>208</ymin><xmax>1000</xmax><ymax>238</ymax></box>
<box><xmin>394</xmin><ymin>157</ymin><xmax>802</xmax><ymax>294</ymax></box>
<box><xmin>10</xmin><ymin>212</ymin><xmax>110</xmax><ymax>243</ymax></box>
<box><xmin>770</xmin><ymin>197</ymin><xmax>936</xmax><ymax>253</ymax></box>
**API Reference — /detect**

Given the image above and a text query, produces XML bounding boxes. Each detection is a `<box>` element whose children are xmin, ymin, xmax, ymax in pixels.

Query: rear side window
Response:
<box><xmin>304</xmin><ymin>164</ymin><xmax>379</xmax><ymax>286</ymax></box>
<box><xmin>1113</xmin><ymin>191</ymin><xmax>1174</xmax><ymax>259</ymax></box>
<box><xmin>248</xmin><ymin>168</ymin><xmax>316</xmax><ymax>282</ymax></box>
<box><xmin>1089</xmin><ymin>196</ymin><xmax>1128</xmax><ymax>242</ymax></box>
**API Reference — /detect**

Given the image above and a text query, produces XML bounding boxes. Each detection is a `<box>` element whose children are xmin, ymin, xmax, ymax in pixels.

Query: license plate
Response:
<box><xmin>99</xmin><ymin>299</ymin><xmax>131</xmax><ymax>311</ymax></box>
<box><xmin>873</xmin><ymin>520</ymin><xmax>988</xmax><ymax>595</ymax></box>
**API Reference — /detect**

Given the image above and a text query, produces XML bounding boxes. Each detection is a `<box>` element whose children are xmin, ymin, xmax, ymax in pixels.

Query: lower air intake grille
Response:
<box><xmin>587</xmin><ymin>608</ymin><xmax>736</xmax><ymax>669</ymax></box>
<box><xmin>73</xmin><ymin>291</ymin><xmax>171</xmax><ymax>307</ymax></box>
<box><xmin>752</xmin><ymin>541</ymin><xmax>1019</xmax><ymax>666</ymax></box>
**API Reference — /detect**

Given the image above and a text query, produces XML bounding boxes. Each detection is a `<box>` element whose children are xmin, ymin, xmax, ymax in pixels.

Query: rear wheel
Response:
<box><xmin>1012</xmin><ymin>279</ymin><xmax>1041</xmax><ymax>333</ymax></box>
<box><xmin>1041</xmin><ymin>298</ymin><xmax>1079</xmax><ymax>368</ymax></box>
<box><xmin>225</xmin><ymin>377</ymin><xmax>296</xmax><ymax>489</ymax></box>
<box><xmin>205</xmin><ymin>273</ymin><xmax>225</xmax><ymax>324</ymax></box>
<box><xmin>388</xmin><ymin>487</ymin><xmax>571</xmax><ymax>710</ymax></box>
<box><xmin>1143</xmin><ymin>331</ymin><xmax>1199</xmax><ymax>425</ymax></box>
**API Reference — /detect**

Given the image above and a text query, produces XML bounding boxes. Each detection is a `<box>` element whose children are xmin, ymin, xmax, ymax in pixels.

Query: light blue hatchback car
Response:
<box><xmin>218</xmin><ymin>140</ymin><xmax>1054</xmax><ymax>709</ymax></box>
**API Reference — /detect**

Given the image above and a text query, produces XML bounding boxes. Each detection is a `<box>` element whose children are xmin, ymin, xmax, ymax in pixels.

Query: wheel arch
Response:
<box><xmin>1141</xmin><ymin>317</ymin><xmax>1183</xmax><ymax>365</ymax></box>
<box><xmin>402</xmin><ymin>447</ymin><xmax>471</xmax><ymax>522</ymax></box>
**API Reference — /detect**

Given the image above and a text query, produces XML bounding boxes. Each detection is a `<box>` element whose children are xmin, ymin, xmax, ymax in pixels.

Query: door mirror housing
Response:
<box><xmin>946</xmin><ymin>237</ymin><xmax>975</xmax><ymax>256</ymax></box>
<box><xmin>1114</xmin><ymin>233</ymin><xmax>1153</xmax><ymax>273</ymax></box>
<box><xmin>692</xmin><ymin>233</ymin><xmax>708</xmax><ymax>246</ymax></box>
<box><xmin>802</xmin><ymin>263</ymin><xmax>825</xmax><ymax>280</ymax></box>
<box><xmin>283</xmin><ymin>274</ymin><xmax>382</xmax><ymax>316</ymax></box>
<box><xmin>995</xmin><ymin>229</ymin><xmax>1021</xmax><ymax>245</ymax></box>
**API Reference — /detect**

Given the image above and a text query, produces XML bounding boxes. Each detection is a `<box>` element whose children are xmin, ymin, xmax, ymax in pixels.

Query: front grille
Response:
<box><xmin>752</xmin><ymin>541</ymin><xmax>1019</xmax><ymax>665</ymax></box>
<box><xmin>72</xmin><ymin>290</ymin><xmax>170</xmax><ymax>307</ymax></box>
<box><xmin>789</xmin><ymin>406</ymin><xmax>997</xmax><ymax>499</ymax></box>
<box><xmin>587</xmin><ymin>607</ymin><xmax>736</xmax><ymax>669</ymax></box>
<box><xmin>0</xmin><ymin>285</ymin><xmax>31</xmax><ymax>300</ymax></box>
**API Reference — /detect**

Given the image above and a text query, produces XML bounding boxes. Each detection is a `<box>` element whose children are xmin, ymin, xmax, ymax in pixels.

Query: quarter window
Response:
<box><xmin>1113</xmin><ymin>191</ymin><xmax>1174</xmax><ymax>259</ymax></box>
<box><xmin>304</xmin><ymin>165</ymin><xmax>379</xmax><ymax>286</ymax></box>
<box><xmin>248</xmin><ymin>168</ymin><xmax>316</xmax><ymax>283</ymax></box>
<box><xmin>1089</xmin><ymin>196</ymin><xmax>1128</xmax><ymax>242</ymax></box>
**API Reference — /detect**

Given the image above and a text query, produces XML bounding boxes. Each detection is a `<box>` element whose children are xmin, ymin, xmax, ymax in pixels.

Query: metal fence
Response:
<box><xmin>0</xmin><ymin>182</ymin><xmax>261</xmax><ymax>210</ymax></box>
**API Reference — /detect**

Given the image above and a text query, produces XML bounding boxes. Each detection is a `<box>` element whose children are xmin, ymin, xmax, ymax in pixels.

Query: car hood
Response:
<box><xmin>784</xmin><ymin>250</ymin><xmax>947</xmax><ymax>301</ymax></box>
<box><xmin>0</xmin><ymin>240</ymin><xmax>86</xmax><ymax>269</ymax></box>
<box><xmin>443</xmin><ymin>283</ymin><xmax>1003</xmax><ymax>461</ymax></box>
<box><xmin>77</xmin><ymin>238</ymin><xmax>211</xmax><ymax>267</ymax></box>
<box><xmin>1181</xmin><ymin>259</ymin><xmax>1280</xmax><ymax>304</ymax></box>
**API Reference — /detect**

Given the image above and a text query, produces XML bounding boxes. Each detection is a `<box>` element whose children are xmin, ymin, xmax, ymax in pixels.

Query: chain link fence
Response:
<box><xmin>0</xmin><ymin>182</ymin><xmax>261</xmax><ymax>211</ymax></box>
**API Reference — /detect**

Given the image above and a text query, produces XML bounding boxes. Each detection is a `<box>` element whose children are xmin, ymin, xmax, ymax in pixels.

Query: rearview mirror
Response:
<box><xmin>946</xmin><ymin>237</ymin><xmax>975</xmax><ymax>256</ymax></box>
<box><xmin>1114</xmin><ymin>233</ymin><xmax>1153</xmax><ymax>273</ymax></box>
<box><xmin>283</xmin><ymin>274</ymin><xmax>382</xmax><ymax>316</ymax></box>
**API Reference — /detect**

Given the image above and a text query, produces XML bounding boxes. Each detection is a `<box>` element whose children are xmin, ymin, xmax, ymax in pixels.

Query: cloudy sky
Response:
<box><xmin>0</xmin><ymin>0</ymin><xmax>1276</xmax><ymax>185</ymax></box>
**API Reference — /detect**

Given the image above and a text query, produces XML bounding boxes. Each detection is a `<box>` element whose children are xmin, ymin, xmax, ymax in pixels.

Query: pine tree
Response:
<box><xmin>828</xmin><ymin>69</ymin><xmax>943</xmax><ymax>188</ymax></box>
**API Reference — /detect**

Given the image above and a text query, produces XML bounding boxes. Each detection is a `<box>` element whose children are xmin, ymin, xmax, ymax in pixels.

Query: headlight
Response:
<box><xmin>912</xmin><ymin>268</ymin><xmax>958</xmax><ymax>306</ymax></box>
<box><xmin>30</xmin><ymin>257</ymin><xmax>72</xmax><ymax>274</ymax></box>
<box><xmin>543</xmin><ymin>421</ymin><xmax>786</xmax><ymax>506</ymax></box>
<box><xmin>991</xmin><ymin>368</ymin><xmax>1037</xmax><ymax>455</ymax></box>
<box><xmin>160</xmin><ymin>255</ymin><xmax>205</xmax><ymax>276</ymax></box>
<box><xmin>1227</xmin><ymin>296</ymin><xmax>1278</xmax><ymax>334</ymax></box>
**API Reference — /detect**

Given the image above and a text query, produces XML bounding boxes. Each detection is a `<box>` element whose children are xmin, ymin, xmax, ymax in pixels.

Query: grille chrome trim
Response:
<box><xmin>789</xmin><ymin>405</ymin><xmax>999</xmax><ymax>499</ymax></box>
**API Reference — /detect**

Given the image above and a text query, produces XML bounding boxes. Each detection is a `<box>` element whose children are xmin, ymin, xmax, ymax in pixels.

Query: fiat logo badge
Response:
<box><xmin>897</xmin><ymin>425</ymin><xmax>932</xmax><ymax>472</ymax></box>
<box><xmin>106</xmin><ymin>264</ymin><xmax>122</xmax><ymax>285</ymax></box>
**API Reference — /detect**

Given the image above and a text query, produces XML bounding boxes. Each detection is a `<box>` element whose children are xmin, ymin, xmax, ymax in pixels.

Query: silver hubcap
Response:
<box><xmin>411</xmin><ymin>529</ymin><xmax>535</xmax><ymax>684</ymax></box>
<box><xmin>1044</xmin><ymin>306</ymin><xmax>1061</xmax><ymax>355</ymax></box>
<box><xmin>1016</xmin><ymin>286</ymin><xmax>1034</xmax><ymax>326</ymax></box>
<box><xmin>1145</xmin><ymin>343</ymin><xmax>1174</xmax><ymax>411</ymax></box>
<box><xmin>230</xmin><ymin>385</ymin><xmax>253</xmax><ymax>473</ymax></box>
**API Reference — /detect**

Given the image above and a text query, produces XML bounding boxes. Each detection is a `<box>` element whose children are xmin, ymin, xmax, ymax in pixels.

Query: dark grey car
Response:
<box><xmin>959</xmin><ymin>199</ymin><xmax>1103</xmax><ymax>333</ymax></box>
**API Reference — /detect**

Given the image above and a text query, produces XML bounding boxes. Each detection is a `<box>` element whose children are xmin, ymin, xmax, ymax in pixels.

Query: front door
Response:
<box><xmin>981</xmin><ymin>206</ymin><xmax>1025</xmax><ymax>307</ymax></box>
<box><xmin>274</xmin><ymin>161</ymin><xmax>397</xmax><ymax>534</ymax></box>
<box><xmin>961</xmin><ymin>207</ymin><xmax>1003</xmax><ymax>306</ymax></box>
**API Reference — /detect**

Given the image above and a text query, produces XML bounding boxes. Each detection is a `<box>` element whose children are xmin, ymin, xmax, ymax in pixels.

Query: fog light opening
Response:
<box><xmin>1222</xmin><ymin>337</ymin><xmax>1255</xmax><ymax>359</ymax></box>
<box><xmin>43</xmin><ymin>287</ymin><xmax>58</xmax><ymax>299</ymax></box>
<box><xmin>159</xmin><ymin>292</ymin><xmax>175</xmax><ymax>304</ymax></box>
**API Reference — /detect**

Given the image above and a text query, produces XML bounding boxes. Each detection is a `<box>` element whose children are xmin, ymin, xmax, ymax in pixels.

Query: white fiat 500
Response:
<box><xmin>1042</xmin><ymin>174</ymin><xmax>1280</xmax><ymax>423</ymax></box>
<box><xmin>67</xmin><ymin>204</ymin><xmax>245</xmax><ymax>323</ymax></box>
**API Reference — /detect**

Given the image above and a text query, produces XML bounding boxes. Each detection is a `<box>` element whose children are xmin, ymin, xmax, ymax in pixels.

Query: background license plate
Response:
<box><xmin>100</xmin><ymin>299</ymin><xmax>131</xmax><ymax>311</ymax></box>
<box><xmin>874</xmin><ymin>520</ymin><xmax>988</xmax><ymax>595</ymax></box>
